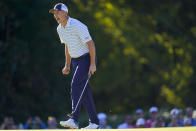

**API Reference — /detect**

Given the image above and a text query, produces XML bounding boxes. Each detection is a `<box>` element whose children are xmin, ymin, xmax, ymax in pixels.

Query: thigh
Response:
<box><xmin>72</xmin><ymin>57</ymin><xmax>90</xmax><ymax>88</ymax></box>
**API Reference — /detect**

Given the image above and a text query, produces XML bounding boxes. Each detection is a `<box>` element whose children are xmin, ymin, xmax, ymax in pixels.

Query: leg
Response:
<box><xmin>70</xmin><ymin>65</ymin><xmax>81</xmax><ymax>122</ymax></box>
<box><xmin>71</xmin><ymin>55</ymin><xmax>98</xmax><ymax>124</ymax></box>
<box><xmin>70</xmin><ymin>57</ymin><xmax>90</xmax><ymax>122</ymax></box>
<box><xmin>59</xmin><ymin>62</ymin><xmax>80</xmax><ymax>129</ymax></box>
<box><xmin>80</xmin><ymin>55</ymin><xmax>99</xmax><ymax>124</ymax></box>
<box><xmin>82</xmin><ymin>83</ymin><xmax>99</xmax><ymax>124</ymax></box>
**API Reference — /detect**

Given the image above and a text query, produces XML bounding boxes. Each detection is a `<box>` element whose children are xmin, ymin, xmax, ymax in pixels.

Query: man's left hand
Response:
<box><xmin>89</xmin><ymin>65</ymin><xmax>96</xmax><ymax>75</ymax></box>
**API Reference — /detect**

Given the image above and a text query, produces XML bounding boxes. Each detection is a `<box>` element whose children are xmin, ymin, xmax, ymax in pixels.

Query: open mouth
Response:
<box><xmin>56</xmin><ymin>18</ymin><xmax>60</xmax><ymax>21</ymax></box>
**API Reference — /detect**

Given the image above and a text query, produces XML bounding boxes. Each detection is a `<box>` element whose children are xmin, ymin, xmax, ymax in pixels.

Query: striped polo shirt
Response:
<box><xmin>57</xmin><ymin>17</ymin><xmax>92</xmax><ymax>58</ymax></box>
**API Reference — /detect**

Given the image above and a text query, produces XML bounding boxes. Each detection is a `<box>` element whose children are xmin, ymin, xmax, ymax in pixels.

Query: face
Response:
<box><xmin>53</xmin><ymin>10</ymin><xmax>67</xmax><ymax>24</ymax></box>
<box><xmin>150</xmin><ymin>111</ymin><xmax>158</xmax><ymax>120</ymax></box>
<box><xmin>125</xmin><ymin>115</ymin><xmax>132</xmax><ymax>125</ymax></box>
<box><xmin>136</xmin><ymin>113</ymin><xmax>144</xmax><ymax>119</ymax></box>
<box><xmin>186</xmin><ymin>107</ymin><xmax>193</xmax><ymax>117</ymax></box>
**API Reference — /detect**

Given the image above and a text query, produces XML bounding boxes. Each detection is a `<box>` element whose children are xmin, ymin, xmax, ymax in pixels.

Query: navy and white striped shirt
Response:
<box><xmin>57</xmin><ymin>17</ymin><xmax>92</xmax><ymax>58</ymax></box>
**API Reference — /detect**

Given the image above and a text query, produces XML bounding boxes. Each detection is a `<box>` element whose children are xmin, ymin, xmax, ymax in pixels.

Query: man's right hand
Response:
<box><xmin>62</xmin><ymin>66</ymin><xmax>70</xmax><ymax>75</ymax></box>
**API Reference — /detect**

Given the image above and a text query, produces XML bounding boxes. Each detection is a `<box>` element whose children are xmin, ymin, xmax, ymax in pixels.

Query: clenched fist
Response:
<box><xmin>62</xmin><ymin>66</ymin><xmax>70</xmax><ymax>75</ymax></box>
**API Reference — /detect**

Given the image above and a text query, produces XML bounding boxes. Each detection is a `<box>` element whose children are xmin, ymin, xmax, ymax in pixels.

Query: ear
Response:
<box><xmin>63</xmin><ymin>11</ymin><xmax>68</xmax><ymax>16</ymax></box>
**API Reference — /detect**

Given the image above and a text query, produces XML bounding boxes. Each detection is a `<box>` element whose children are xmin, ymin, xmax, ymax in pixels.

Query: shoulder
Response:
<box><xmin>117</xmin><ymin>123</ymin><xmax>127</xmax><ymax>128</ymax></box>
<box><xmin>70</xmin><ymin>17</ymin><xmax>88</xmax><ymax>29</ymax></box>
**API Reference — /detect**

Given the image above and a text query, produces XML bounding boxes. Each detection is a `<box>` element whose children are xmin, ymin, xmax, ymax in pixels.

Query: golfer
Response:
<box><xmin>49</xmin><ymin>3</ymin><xmax>99</xmax><ymax>129</ymax></box>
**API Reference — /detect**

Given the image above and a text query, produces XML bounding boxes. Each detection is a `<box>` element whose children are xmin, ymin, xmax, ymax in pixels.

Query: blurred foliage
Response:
<box><xmin>0</xmin><ymin>0</ymin><xmax>196</xmax><ymax>122</ymax></box>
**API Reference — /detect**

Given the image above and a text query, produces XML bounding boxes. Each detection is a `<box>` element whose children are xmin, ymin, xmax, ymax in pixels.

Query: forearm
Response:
<box><xmin>65</xmin><ymin>54</ymin><xmax>71</xmax><ymax>67</ymax></box>
<box><xmin>87</xmin><ymin>40</ymin><xmax>96</xmax><ymax>66</ymax></box>
<box><xmin>65</xmin><ymin>45</ymin><xmax>71</xmax><ymax>67</ymax></box>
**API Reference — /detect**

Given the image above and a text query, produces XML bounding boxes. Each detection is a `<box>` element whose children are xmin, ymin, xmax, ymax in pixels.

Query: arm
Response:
<box><xmin>65</xmin><ymin>44</ymin><xmax>71</xmax><ymax>67</ymax></box>
<box><xmin>86</xmin><ymin>40</ymin><xmax>96</xmax><ymax>66</ymax></box>
<box><xmin>62</xmin><ymin>45</ymin><xmax>71</xmax><ymax>75</ymax></box>
<box><xmin>74</xmin><ymin>22</ymin><xmax>96</xmax><ymax>74</ymax></box>
<box><xmin>86</xmin><ymin>40</ymin><xmax>96</xmax><ymax>75</ymax></box>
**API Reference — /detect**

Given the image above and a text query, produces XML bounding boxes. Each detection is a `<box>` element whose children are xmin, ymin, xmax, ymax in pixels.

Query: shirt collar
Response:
<box><xmin>61</xmin><ymin>17</ymin><xmax>71</xmax><ymax>28</ymax></box>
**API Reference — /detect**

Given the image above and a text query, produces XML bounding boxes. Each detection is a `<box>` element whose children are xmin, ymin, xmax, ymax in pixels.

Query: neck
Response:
<box><xmin>61</xmin><ymin>16</ymin><xmax>69</xmax><ymax>27</ymax></box>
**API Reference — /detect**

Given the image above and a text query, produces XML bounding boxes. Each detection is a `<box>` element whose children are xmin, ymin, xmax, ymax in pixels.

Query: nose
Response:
<box><xmin>54</xmin><ymin>14</ymin><xmax>57</xmax><ymax>18</ymax></box>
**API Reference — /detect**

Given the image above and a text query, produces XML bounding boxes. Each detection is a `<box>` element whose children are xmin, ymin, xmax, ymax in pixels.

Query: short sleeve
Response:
<box><xmin>57</xmin><ymin>30</ymin><xmax>64</xmax><ymax>44</ymax></box>
<box><xmin>75</xmin><ymin>23</ymin><xmax>92</xmax><ymax>43</ymax></box>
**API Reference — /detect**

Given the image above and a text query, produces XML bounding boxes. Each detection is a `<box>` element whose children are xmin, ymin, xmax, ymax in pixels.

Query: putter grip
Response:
<box><xmin>88</xmin><ymin>73</ymin><xmax>91</xmax><ymax>78</ymax></box>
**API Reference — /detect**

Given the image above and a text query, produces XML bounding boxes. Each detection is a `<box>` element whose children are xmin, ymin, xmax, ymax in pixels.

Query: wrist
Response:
<box><xmin>90</xmin><ymin>63</ymin><xmax>96</xmax><ymax>66</ymax></box>
<box><xmin>65</xmin><ymin>64</ymin><xmax>70</xmax><ymax>68</ymax></box>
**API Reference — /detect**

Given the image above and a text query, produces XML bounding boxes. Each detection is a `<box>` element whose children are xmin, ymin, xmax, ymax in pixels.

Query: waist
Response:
<box><xmin>72</xmin><ymin>53</ymin><xmax>89</xmax><ymax>60</ymax></box>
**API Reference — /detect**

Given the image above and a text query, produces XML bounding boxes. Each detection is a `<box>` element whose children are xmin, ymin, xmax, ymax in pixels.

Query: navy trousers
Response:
<box><xmin>70</xmin><ymin>54</ymin><xmax>99</xmax><ymax>124</ymax></box>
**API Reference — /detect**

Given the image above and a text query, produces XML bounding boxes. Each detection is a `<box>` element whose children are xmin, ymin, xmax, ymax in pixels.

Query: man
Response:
<box><xmin>184</xmin><ymin>107</ymin><xmax>196</xmax><ymax>126</ymax></box>
<box><xmin>0</xmin><ymin>117</ymin><xmax>17</xmax><ymax>129</ymax></box>
<box><xmin>135</xmin><ymin>109</ymin><xmax>144</xmax><ymax>119</ymax></box>
<box><xmin>97</xmin><ymin>113</ymin><xmax>112</xmax><ymax>129</ymax></box>
<box><xmin>117</xmin><ymin>115</ymin><xmax>134</xmax><ymax>129</ymax></box>
<box><xmin>146</xmin><ymin>106</ymin><xmax>159</xmax><ymax>128</ymax></box>
<box><xmin>49</xmin><ymin>3</ymin><xmax>99</xmax><ymax>129</ymax></box>
<box><xmin>47</xmin><ymin>117</ymin><xmax>57</xmax><ymax>129</ymax></box>
<box><xmin>167</xmin><ymin>108</ymin><xmax>183</xmax><ymax>127</ymax></box>
<box><xmin>135</xmin><ymin>109</ymin><xmax>145</xmax><ymax>128</ymax></box>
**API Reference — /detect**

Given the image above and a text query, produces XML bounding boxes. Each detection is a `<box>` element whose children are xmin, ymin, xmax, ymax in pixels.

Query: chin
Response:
<box><xmin>58</xmin><ymin>21</ymin><xmax>63</xmax><ymax>24</ymax></box>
